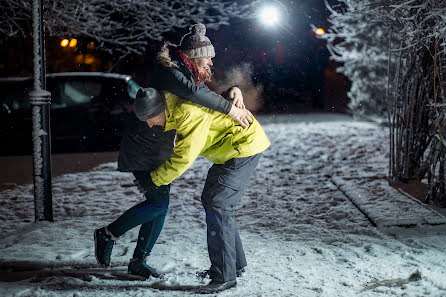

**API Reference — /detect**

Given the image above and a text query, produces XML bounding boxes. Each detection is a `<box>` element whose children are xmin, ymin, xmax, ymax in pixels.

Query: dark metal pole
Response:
<box><xmin>39</xmin><ymin>0</ymin><xmax>46</xmax><ymax>90</ymax></box>
<box><xmin>30</xmin><ymin>0</ymin><xmax>53</xmax><ymax>221</ymax></box>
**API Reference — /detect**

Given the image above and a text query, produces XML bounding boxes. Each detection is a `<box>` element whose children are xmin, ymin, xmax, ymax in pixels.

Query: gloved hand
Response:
<box><xmin>133</xmin><ymin>175</ymin><xmax>157</xmax><ymax>193</ymax></box>
<box><xmin>228</xmin><ymin>87</ymin><xmax>245</xmax><ymax>109</ymax></box>
<box><xmin>228</xmin><ymin>105</ymin><xmax>253</xmax><ymax>128</ymax></box>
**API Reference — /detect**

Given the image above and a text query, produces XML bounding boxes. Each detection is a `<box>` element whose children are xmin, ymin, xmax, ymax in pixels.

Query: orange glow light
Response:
<box><xmin>69</xmin><ymin>39</ymin><xmax>78</xmax><ymax>47</ymax></box>
<box><xmin>84</xmin><ymin>54</ymin><xmax>95</xmax><ymax>65</ymax></box>
<box><xmin>315</xmin><ymin>28</ymin><xmax>325</xmax><ymax>36</ymax></box>
<box><xmin>87</xmin><ymin>41</ymin><xmax>95</xmax><ymax>50</ymax></box>
<box><xmin>60</xmin><ymin>39</ymin><xmax>69</xmax><ymax>47</ymax></box>
<box><xmin>75</xmin><ymin>54</ymin><xmax>84</xmax><ymax>64</ymax></box>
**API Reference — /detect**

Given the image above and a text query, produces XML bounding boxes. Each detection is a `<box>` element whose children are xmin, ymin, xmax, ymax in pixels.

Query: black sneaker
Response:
<box><xmin>128</xmin><ymin>258</ymin><xmax>162</xmax><ymax>279</ymax></box>
<box><xmin>196</xmin><ymin>267</ymin><xmax>245</xmax><ymax>278</ymax></box>
<box><xmin>94</xmin><ymin>227</ymin><xmax>115</xmax><ymax>268</ymax></box>
<box><xmin>197</xmin><ymin>279</ymin><xmax>237</xmax><ymax>294</ymax></box>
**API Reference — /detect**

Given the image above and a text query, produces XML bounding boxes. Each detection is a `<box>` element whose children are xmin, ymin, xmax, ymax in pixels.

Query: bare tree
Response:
<box><xmin>325</xmin><ymin>0</ymin><xmax>446</xmax><ymax>206</ymax></box>
<box><xmin>1</xmin><ymin>0</ymin><xmax>258</xmax><ymax>56</ymax></box>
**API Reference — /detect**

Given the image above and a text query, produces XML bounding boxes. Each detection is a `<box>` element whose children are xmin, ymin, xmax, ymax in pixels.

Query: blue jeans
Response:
<box><xmin>107</xmin><ymin>171</ymin><xmax>170</xmax><ymax>260</ymax></box>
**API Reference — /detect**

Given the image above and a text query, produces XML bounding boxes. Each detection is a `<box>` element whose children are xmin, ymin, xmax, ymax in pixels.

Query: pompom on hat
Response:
<box><xmin>134</xmin><ymin>87</ymin><xmax>166</xmax><ymax>121</ymax></box>
<box><xmin>179</xmin><ymin>23</ymin><xmax>215</xmax><ymax>58</ymax></box>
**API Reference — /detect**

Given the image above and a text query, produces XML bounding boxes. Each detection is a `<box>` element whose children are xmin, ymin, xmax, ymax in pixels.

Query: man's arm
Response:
<box><xmin>150</xmin><ymin>105</ymin><xmax>211</xmax><ymax>186</ymax></box>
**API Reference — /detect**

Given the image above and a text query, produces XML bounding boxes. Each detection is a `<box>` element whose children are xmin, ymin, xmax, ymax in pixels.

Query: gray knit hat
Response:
<box><xmin>180</xmin><ymin>23</ymin><xmax>215</xmax><ymax>58</ymax></box>
<box><xmin>134</xmin><ymin>87</ymin><xmax>165</xmax><ymax>121</ymax></box>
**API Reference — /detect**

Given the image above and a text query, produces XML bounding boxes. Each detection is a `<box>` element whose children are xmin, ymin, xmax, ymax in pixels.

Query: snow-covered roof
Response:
<box><xmin>0</xmin><ymin>77</ymin><xmax>31</xmax><ymax>82</ymax></box>
<box><xmin>47</xmin><ymin>72</ymin><xmax>133</xmax><ymax>81</ymax></box>
<box><xmin>0</xmin><ymin>72</ymin><xmax>133</xmax><ymax>83</ymax></box>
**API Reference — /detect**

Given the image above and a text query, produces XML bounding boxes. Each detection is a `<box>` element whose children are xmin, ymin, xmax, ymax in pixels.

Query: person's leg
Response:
<box><xmin>107</xmin><ymin>185</ymin><xmax>170</xmax><ymax>239</ymax></box>
<box><xmin>204</xmin><ymin>205</ymin><xmax>236</xmax><ymax>282</ymax></box>
<box><xmin>127</xmin><ymin>212</ymin><xmax>167</xmax><ymax>279</ymax></box>
<box><xmin>132</xmin><ymin>207</ymin><xmax>168</xmax><ymax>260</ymax></box>
<box><xmin>234</xmin><ymin>222</ymin><xmax>247</xmax><ymax>271</ymax></box>
<box><xmin>95</xmin><ymin>171</ymin><xmax>169</xmax><ymax>270</ymax></box>
<box><xmin>201</xmin><ymin>154</ymin><xmax>261</xmax><ymax>283</ymax></box>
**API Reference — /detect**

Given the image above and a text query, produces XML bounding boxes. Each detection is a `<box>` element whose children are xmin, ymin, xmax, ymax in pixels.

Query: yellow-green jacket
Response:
<box><xmin>150</xmin><ymin>91</ymin><xmax>270</xmax><ymax>186</ymax></box>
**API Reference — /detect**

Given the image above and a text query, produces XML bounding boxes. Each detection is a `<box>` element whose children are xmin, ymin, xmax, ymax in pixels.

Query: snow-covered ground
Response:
<box><xmin>1</xmin><ymin>113</ymin><xmax>445</xmax><ymax>297</ymax></box>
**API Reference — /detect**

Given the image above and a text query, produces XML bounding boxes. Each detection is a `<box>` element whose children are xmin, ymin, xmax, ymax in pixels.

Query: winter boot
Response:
<box><xmin>94</xmin><ymin>227</ymin><xmax>116</xmax><ymax>268</ymax></box>
<box><xmin>196</xmin><ymin>267</ymin><xmax>245</xmax><ymax>279</ymax></box>
<box><xmin>197</xmin><ymin>279</ymin><xmax>237</xmax><ymax>294</ymax></box>
<box><xmin>127</xmin><ymin>258</ymin><xmax>162</xmax><ymax>279</ymax></box>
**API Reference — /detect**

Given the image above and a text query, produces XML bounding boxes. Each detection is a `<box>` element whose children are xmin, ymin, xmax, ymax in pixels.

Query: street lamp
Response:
<box><xmin>30</xmin><ymin>0</ymin><xmax>53</xmax><ymax>222</ymax></box>
<box><xmin>257</xmin><ymin>1</ymin><xmax>296</xmax><ymax>36</ymax></box>
<box><xmin>315</xmin><ymin>28</ymin><xmax>325</xmax><ymax>36</ymax></box>
<box><xmin>60</xmin><ymin>38</ymin><xmax>77</xmax><ymax>48</ymax></box>
<box><xmin>60</xmin><ymin>39</ymin><xmax>69</xmax><ymax>47</ymax></box>
<box><xmin>69</xmin><ymin>39</ymin><xmax>77</xmax><ymax>48</ymax></box>
<box><xmin>259</xmin><ymin>6</ymin><xmax>279</xmax><ymax>26</ymax></box>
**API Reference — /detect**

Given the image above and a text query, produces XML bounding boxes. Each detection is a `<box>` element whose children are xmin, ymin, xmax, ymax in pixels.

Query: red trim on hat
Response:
<box><xmin>177</xmin><ymin>50</ymin><xmax>200</xmax><ymax>85</ymax></box>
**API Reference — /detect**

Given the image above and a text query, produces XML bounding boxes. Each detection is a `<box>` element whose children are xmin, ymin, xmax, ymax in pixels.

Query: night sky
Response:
<box><xmin>127</xmin><ymin>1</ymin><xmax>340</xmax><ymax>113</ymax></box>
<box><xmin>200</xmin><ymin>1</ymin><xmax>337</xmax><ymax>112</ymax></box>
<box><xmin>0</xmin><ymin>1</ymin><xmax>345</xmax><ymax>113</ymax></box>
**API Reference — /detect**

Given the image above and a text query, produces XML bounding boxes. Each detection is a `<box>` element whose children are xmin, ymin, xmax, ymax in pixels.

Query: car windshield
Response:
<box><xmin>0</xmin><ymin>75</ymin><xmax>141</xmax><ymax>112</ymax></box>
<box><xmin>53</xmin><ymin>80</ymin><xmax>102</xmax><ymax>109</ymax></box>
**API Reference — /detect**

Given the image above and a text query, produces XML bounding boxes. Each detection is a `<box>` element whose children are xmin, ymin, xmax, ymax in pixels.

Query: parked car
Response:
<box><xmin>0</xmin><ymin>72</ymin><xmax>140</xmax><ymax>156</ymax></box>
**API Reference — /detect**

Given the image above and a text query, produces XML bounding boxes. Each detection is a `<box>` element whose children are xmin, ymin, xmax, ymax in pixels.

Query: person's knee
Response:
<box><xmin>144</xmin><ymin>186</ymin><xmax>170</xmax><ymax>205</ymax></box>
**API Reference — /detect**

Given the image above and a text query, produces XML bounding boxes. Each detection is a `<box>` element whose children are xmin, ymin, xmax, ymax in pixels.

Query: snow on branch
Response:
<box><xmin>322</xmin><ymin>0</ymin><xmax>446</xmax><ymax>115</ymax></box>
<box><xmin>1</xmin><ymin>0</ymin><xmax>259</xmax><ymax>56</ymax></box>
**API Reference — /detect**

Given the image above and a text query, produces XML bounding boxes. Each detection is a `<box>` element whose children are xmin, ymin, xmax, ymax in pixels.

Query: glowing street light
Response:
<box><xmin>69</xmin><ymin>38</ymin><xmax>77</xmax><ymax>47</ymax></box>
<box><xmin>60</xmin><ymin>38</ymin><xmax>77</xmax><ymax>48</ymax></box>
<box><xmin>315</xmin><ymin>28</ymin><xmax>325</xmax><ymax>36</ymax></box>
<box><xmin>60</xmin><ymin>38</ymin><xmax>69</xmax><ymax>47</ymax></box>
<box><xmin>259</xmin><ymin>6</ymin><xmax>279</xmax><ymax>26</ymax></box>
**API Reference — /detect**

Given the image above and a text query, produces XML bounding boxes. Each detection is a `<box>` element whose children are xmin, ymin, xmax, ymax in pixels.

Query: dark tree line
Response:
<box><xmin>0</xmin><ymin>0</ymin><xmax>257</xmax><ymax>57</ymax></box>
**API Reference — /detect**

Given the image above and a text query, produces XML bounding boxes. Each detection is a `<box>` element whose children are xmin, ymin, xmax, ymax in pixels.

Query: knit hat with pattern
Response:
<box><xmin>180</xmin><ymin>23</ymin><xmax>215</xmax><ymax>58</ymax></box>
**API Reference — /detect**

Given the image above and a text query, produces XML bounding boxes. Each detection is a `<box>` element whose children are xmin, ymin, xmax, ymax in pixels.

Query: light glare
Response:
<box><xmin>315</xmin><ymin>28</ymin><xmax>325</xmax><ymax>36</ymax></box>
<box><xmin>69</xmin><ymin>39</ymin><xmax>78</xmax><ymax>47</ymax></box>
<box><xmin>60</xmin><ymin>39</ymin><xmax>69</xmax><ymax>47</ymax></box>
<box><xmin>260</xmin><ymin>7</ymin><xmax>279</xmax><ymax>26</ymax></box>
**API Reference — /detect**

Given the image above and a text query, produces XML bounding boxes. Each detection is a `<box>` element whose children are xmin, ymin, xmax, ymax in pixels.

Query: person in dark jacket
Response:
<box><xmin>94</xmin><ymin>23</ymin><xmax>252</xmax><ymax>280</ymax></box>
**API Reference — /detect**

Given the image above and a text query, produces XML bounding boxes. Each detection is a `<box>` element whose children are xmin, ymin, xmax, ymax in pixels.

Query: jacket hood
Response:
<box><xmin>158</xmin><ymin>43</ymin><xmax>180</xmax><ymax>68</ymax></box>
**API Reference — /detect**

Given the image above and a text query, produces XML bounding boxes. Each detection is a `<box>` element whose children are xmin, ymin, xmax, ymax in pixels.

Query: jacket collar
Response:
<box><xmin>163</xmin><ymin>91</ymin><xmax>180</xmax><ymax>132</ymax></box>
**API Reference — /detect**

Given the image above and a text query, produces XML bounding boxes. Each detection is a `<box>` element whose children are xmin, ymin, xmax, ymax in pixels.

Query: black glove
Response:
<box><xmin>133</xmin><ymin>175</ymin><xmax>157</xmax><ymax>193</ymax></box>
<box><xmin>221</xmin><ymin>85</ymin><xmax>240</xmax><ymax>100</ymax></box>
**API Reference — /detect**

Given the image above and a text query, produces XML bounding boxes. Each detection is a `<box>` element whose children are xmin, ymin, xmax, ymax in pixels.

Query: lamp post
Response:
<box><xmin>259</xmin><ymin>6</ymin><xmax>280</xmax><ymax>26</ymax></box>
<box><xmin>30</xmin><ymin>0</ymin><xmax>53</xmax><ymax>221</ymax></box>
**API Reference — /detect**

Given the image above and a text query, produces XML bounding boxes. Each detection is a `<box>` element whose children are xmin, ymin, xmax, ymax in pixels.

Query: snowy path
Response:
<box><xmin>1</xmin><ymin>114</ymin><xmax>445</xmax><ymax>297</ymax></box>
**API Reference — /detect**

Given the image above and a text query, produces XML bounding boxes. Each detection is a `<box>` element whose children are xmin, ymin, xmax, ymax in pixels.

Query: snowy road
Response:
<box><xmin>1</xmin><ymin>113</ymin><xmax>445</xmax><ymax>297</ymax></box>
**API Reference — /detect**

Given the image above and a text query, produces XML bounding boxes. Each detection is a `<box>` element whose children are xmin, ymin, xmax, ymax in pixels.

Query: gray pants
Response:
<box><xmin>201</xmin><ymin>154</ymin><xmax>261</xmax><ymax>282</ymax></box>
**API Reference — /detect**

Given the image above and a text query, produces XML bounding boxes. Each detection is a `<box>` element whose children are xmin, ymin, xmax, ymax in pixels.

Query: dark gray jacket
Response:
<box><xmin>118</xmin><ymin>59</ymin><xmax>232</xmax><ymax>172</ymax></box>
<box><xmin>151</xmin><ymin>60</ymin><xmax>232</xmax><ymax>114</ymax></box>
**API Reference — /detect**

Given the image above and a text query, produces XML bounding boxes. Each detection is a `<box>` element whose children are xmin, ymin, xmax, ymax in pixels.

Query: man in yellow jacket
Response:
<box><xmin>134</xmin><ymin>87</ymin><xmax>270</xmax><ymax>293</ymax></box>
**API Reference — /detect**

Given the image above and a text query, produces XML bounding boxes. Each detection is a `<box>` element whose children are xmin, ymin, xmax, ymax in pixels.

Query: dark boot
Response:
<box><xmin>127</xmin><ymin>258</ymin><xmax>163</xmax><ymax>279</ymax></box>
<box><xmin>94</xmin><ymin>227</ymin><xmax>116</xmax><ymax>268</ymax></box>
<box><xmin>196</xmin><ymin>267</ymin><xmax>245</xmax><ymax>279</ymax></box>
<box><xmin>197</xmin><ymin>279</ymin><xmax>237</xmax><ymax>294</ymax></box>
